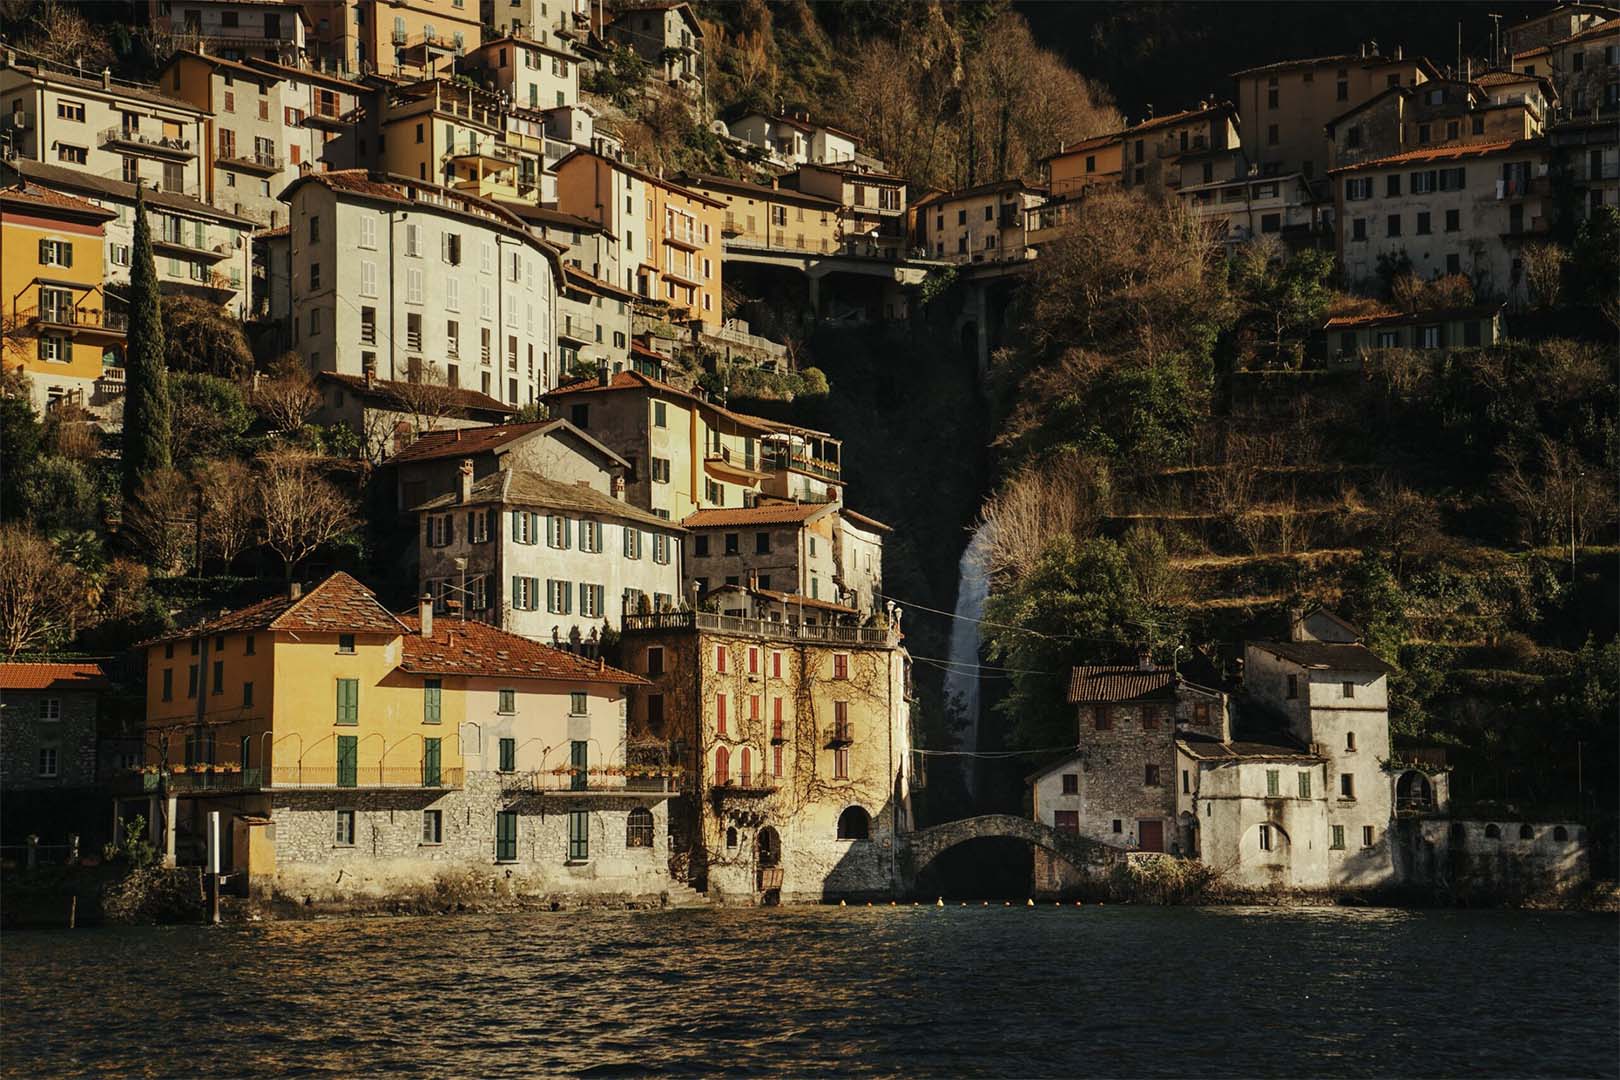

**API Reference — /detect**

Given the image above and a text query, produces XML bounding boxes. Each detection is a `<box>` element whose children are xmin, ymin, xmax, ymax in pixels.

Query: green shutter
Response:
<box><xmin>499</xmin><ymin>737</ymin><xmax>515</xmax><ymax>772</ymax></box>
<box><xmin>336</xmin><ymin>735</ymin><xmax>357</xmax><ymax>788</ymax></box>
<box><xmin>571</xmin><ymin>740</ymin><xmax>587</xmax><ymax>791</ymax></box>
<box><xmin>1298</xmin><ymin>771</ymin><xmax>1311</xmax><ymax>799</ymax></box>
<box><xmin>336</xmin><ymin>678</ymin><xmax>358</xmax><ymax>725</ymax></box>
<box><xmin>424</xmin><ymin>678</ymin><xmax>441</xmax><ymax>724</ymax></box>
<box><xmin>568</xmin><ymin>810</ymin><xmax>588</xmax><ymax>861</ymax></box>
<box><xmin>512</xmin><ymin>510</ymin><xmax>521</xmax><ymax>542</ymax></box>
<box><xmin>422</xmin><ymin>737</ymin><xmax>441</xmax><ymax>787</ymax></box>
<box><xmin>496</xmin><ymin>810</ymin><xmax>517</xmax><ymax>861</ymax></box>
<box><xmin>1266</xmin><ymin>769</ymin><xmax>1279</xmax><ymax>797</ymax></box>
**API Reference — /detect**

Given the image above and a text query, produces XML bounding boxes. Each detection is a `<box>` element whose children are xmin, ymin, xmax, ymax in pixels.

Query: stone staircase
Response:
<box><xmin>661</xmin><ymin>881</ymin><xmax>710</xmax><ymax>908</ymax></box>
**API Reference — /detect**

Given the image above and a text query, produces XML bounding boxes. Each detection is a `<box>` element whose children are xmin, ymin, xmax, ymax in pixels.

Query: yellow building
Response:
<box><xmin>677</xmin><ymin>172</ymin><xmax>841</xmax><ymax>255</ymax></box>
<box><xmin>0</xmin><ymin>181</ymin><xmax>124</xmax><ymax>415</ymax></box>
<box><xmin>1042</xmin><ymin>133</ymin><xmax>1125</xmax><ymax>201</ymax></box>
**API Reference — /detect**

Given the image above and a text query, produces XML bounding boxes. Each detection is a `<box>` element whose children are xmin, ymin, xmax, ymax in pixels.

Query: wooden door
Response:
<box><xmin>1138</xmin><ymin>820</ymin><xmax>1164</xmax><ymax>853</ymax></box>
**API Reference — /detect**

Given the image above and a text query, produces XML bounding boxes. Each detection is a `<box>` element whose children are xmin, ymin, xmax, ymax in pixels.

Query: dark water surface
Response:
<box><xmin>3</xmin><ymin>905</ymin><xmax>1616</xmax><ymax>1078</ymax></box>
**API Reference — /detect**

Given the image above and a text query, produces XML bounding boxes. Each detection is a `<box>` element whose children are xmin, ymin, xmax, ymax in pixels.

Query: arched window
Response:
<box><xmin>725</xmin><ymin>826</ymin><xmax>738</xmax><ymax>848</ymax></box>
<box><xmin>739</xmin><ymin>747</ymin><xmax>752</xmax><ymax>787</ymax></box>
<box><xmin>836</xmin><ymin>805</ymin><xmax>870</xmax><ymax>841</ymax></box>
<box><xmin>714</xmin><ymin>745</ymin><xmax>729</xmax><ymax>786</ymax></box>
<box><xmin>1484</xmin><ymin>823</ymin><xmax>1501</xmax><ymax>840</ymax></box>
<box><xmin>1519</xmin><ymin>824</ymin><xmax>1534</xmax><ymax>840</ymax></box>
<box><xmin>1554</xmin><ymin>826</ymin><xmax>1569</xmax><ymax>842</ymax></box>
<box><xmin>626</xmin><ymin>807</ymin><xmax>654</xmax><ymax>848</ymax></box>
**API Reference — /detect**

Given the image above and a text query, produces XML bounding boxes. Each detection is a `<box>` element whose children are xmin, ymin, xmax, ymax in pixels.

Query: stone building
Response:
<box><xmin>682</xmin><ymin>499</ymin><xmax>886</xmax><ymax>616</ymax></box>
<box><xmin>1324</xmin><ymin>78</ymin><xmax>1546</xmax><ymax>175</ymax></box>
<box><xmin>621</xmin><ymin>597</ymin><xmax>913</xmax><ymax>903</ymax></box>
<box><xmin>0</xmin><ymin>661</ymin><xmax>110</xmax><ymax>792</ymax></box>
<box><xmin>913</xmin><ymin>179</ymin><xmax>1046</xmax><ymax>264</ymax></box>
<box><xmin>1118</xmin><ymin>102</ymin><xmax>1240</xmax><ymax>195</ymax></box>
<box><xmin>388</xmin><ymin>416</ymin><xmax>626</xmax><ymax>512</ymax></box>
<box><xmin>604</xmin><ymin>2</ymin><xmax>703</xmax><ymax>97</ymax></box>
<box><xmin>413</xmin><ymin>462</ymin><xmax>684</xmax><ymax>643</ymax></box>
<box><xmin>1329</xmin><ymin>138</ymin><xmax>1552</xmax><ymax>302</ymax></box>
<box><xmin>1503</xmin><ymin>3</ymin><xmax>1615</xmax><ymax>59</ymax></box>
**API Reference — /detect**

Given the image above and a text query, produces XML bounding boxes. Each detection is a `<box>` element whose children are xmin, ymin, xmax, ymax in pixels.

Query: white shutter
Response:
<box><xmin>359</xmin><ymin>215</ymin><xmax>376</xmax><ymax>248</ymax></box>
<box><xmin>446</xmin><ymin>277</ymin><xmax>460</xmax><ymax>311</ymax></box>
<box><xmin>361</xmin><ymin>260</ymin><xmax>376</xmax><ymax>296</ymax></box>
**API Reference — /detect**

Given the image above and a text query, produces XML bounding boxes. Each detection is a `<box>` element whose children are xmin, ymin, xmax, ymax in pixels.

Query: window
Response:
<box><xmin>422</xmin><ymin>810</ymin><xmax>442</xmax><ymax>844</ymax></box>
<box><xmin>1258</xmin><ymin>824</ymin><xmax>1273</xmax><ymax>852</ymax></box>
<box><xmin>1387</xmin><ymin>214</ymin><xmax>1401</xmax><ymax>238</ymax></box>
<box><xmin>627</xmin><ymin>807</ymin><xmax>654</xmax><ymax>848</ymax></box>
<box><xmin>1445</xmin><ymin>208</ymin><xmax>1460</xmax><ymax>233</ymax></box>
<box><xmin>724</xmin><ymin>532</ymin><xmax>739</xmax><ymax>556</ymax></box>
<box><xmin>1094</xmin><ymin>706</ymin><xmax>1112</xmax><ymax>731</ymax></box>
<box><xmin>1340</xmin><ymin>773</ymin><xmax>1355</xmax><ymax>799</ymax></box>
<box><xmin>336</xmin><ymin>735</ymin><xmax>357</xmax><ymax>787</ymax></box>
<box><xmin>498</xmin><ymin>737</ymin><xmax>516</xmax><ymax>773</ymax></box>
<box><xmin>772</xmin><ymin>651</ymin><xmax>783</xmax><ymax>679</ymax></box>
<box><xmin>1144</xmin><ymin>764</ymin><xmax>1161</xmax><ymax>787</ymax></box>
<box><xmin>422</xmin><ymin>738</ymin><xmax>441</xmax><ymax>787</ymax></box>
<box><xmin>37</xmin><ymin>747</ymin><xmax>58</xmax><ymax>778</ymax></box>
<box><xmin>1341</xmin><ymin>681</ymin><xmax>1355</xmax><ymax>699</ymax></box>
<box><xmin>653</xmin><ymin>534</ymin><xmax>671</xmax><ymax>565</ymax></box>
<box><xmin>833</xmin><ymin>654</ymin><xmax>849</xmax><ymax>680</ymax></box>
<box><xmin>715</xmin><ymin>693</ymin><xmax>728</xmax><ymax>736</ymax></box>
<box><xmin>1061</xmin><ymin>773</ymin><xmax>1078</xmax><ymax>795</ymax></box>
<box><xmin>715</xmin><ymin>646</ymin><xmax>728</xmax><ymax>674</ymax></box>
<box><xmin>836</xmin><ymin>805</ymin><xmax>870</xmax><ymax>840</ymax></box>
<box><xmin>715</xmin><ymin>745</ymin><xmax>730</xmax><ymax>785</ymax></box>
<box><xmin>38</xmin><ymin>239</ymin><xmax>73</xmax><ymax>267</ymax></box>
<box><xmin>567</xmin><ymin>691</ymin><xmax>588</xmax><ymax>717</ymax></box>
<box><xmin>1298</xmin><ymin>771</ymin><xmax>1312</xmax><ymax>798</ymax></box>
<box><xmin>651</xmin><ymin>458</ymin><xmax>671</xmax><ymax>484</ymax></box>
<box><xmin>188</xmin><ymin>664</ymin><xmax>199</xmax><ymax>698</ymax></box>
<box><xmin>1344</xmin><ymin>178</ymin><xmax>1372</xmax><ymax>201</ymax></box>
<box><xmin>1266</xmin><ymin>769</ymin><xmax>1280</xmax><ymax>797</ymax></box>
<box><xmin>335</xmin><ymin>678</ymin><xmax>358</xmax><ymax>725</ymax></box>
<box><xmin>548</xmin><ymin>515</ymin><xmax>571</xmax><ymax>549</ymax></box>
<box><xmin>423</xmin><ymin>679</ymin><xmax>441</xmax><ymax>724</ymax></box>
<box><xmin>1112</xmin><ymin>819</ymin><xmax>1123</xmax><ymax>834</ymax></box>
<box><xmin>1363</xmin><ymin>826</ymin><xmax>1376</xmax><ymax>848</ymax></box>
<box><xmin>496</xmin><ymin>810</ymin><xmax>518</xmax><ymax>861</ymax></box>
<box><xmin>1351</xmin><ymin>217</ymin><xmax>1367</xmax><ymax>242</ymax></box>
<box><xmin>748</xmin><ymin>647</ymin><xmax>760</xmax><ymax>676</ymax></box>
<box><xmin>338</xmin><ymin>633</ymin><xmax>356</xmax><ymax>654</ymax></box>
<box><xmin>1331</xmin><ymin>824</ymin><xmax>1345</xmax><ymax>850</ymax></box>
<box><xmin>498</xmin><ymin>689</ymin><xmax>516</xmax><ymax>714</ymax></box>
<box><xmin>1416</xmin><ymin>211</ymin><xmax>1431</xmax><ymax>236</ymax></box>
<box><xmin>1266</xmin><ymin>124</ymin><xmax>1278</xmax><ymax>146</ymax></box>
<box><xmin>162</xmin><ymin>669</ymin><xmax>173</xmax><ymax>701</ymax></box>
<box><xmin>622</xmin><ymin>527</ymin><xmax>642</xmax><ymax>560</ymax></box>
<box><xmin>57</xmin><ymin>144</ymin><xmax>87</xmax><ymax>165</ymax></box>
<box><xmin>834</xmin><ymin>747</ymin><xmax>850</xmax><ymax>780</ymax></box>
<box><xmin>335</xmin><ymin>809</ymin><xmax>356</xmax><ymax>846</ymax></box>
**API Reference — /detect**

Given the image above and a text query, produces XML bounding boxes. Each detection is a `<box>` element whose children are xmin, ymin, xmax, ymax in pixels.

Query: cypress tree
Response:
<box><xmin>121</xmin><ymin>185</ymin><xmax>171</xmax><ymax>500</ymax></box>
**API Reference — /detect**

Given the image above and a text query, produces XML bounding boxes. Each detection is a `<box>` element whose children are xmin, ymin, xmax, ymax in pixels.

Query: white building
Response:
<box><xmin>145</xmin><ymin>0</ymin><xmax>310</xmax><ymax>64</ymax></box>
<box><xmin>726</xmin><ymin>110</ymin><xmax>859</xmax><ymax>168</ymax></box>
<box><xmin>279</xmin><ymin>169</ymin><xmax>562</xmax><ymax>405</ymax></box>
<box><xmin>414</xmin><ymin>463</ymin><xmax>684</xmax><ymax>644</ymax></box>
<box><xmin>464</xmin><ymin>35</ymin><xmax>581</xmax><ymax>113</ymax></box>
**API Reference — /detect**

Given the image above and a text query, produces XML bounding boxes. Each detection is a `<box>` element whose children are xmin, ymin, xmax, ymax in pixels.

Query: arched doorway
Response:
<box><xmin>756</xmin><ymin>825</ymin><xmax>783</xmax><ymax>905</ymax></box>
<box><xmin>1396</xmin><ymin>771</ymin><xmax>1433</xmax><ymax>813</ymax></box>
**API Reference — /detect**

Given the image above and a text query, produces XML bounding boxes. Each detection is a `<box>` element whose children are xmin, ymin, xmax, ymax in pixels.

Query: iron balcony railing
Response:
<box><xmin>624</xmin><ymin>610</ymin><xmax>895</xmax><ymax>647</ymax></box>
<box><xmin>33</xmin><ymin>307</ymin><xmax>128</xmax><ymax>332</ymax></box>
<box><xmin>100</xmin><ymin>128</ymin><xmax>195</xmax><ymax>158</ymax></box>
<box><xmin>760</xmin><ymin>446</ymin><xmax>840</xmax><ymax>482</ymax></box>
<box><xmin>131</xmin><ymin>765</ymin><xmax>463</xmax><ymax>790</ymax></box>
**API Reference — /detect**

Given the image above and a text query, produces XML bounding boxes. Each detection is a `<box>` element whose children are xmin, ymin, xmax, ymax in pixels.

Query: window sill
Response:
<box><xmin>420</xmin><ymin>842</ymin><xmax>442</xmax><ymax>848</ymax></box>
<box><xmin>564</xmin><ymin>859</ymin><xmax>591</xmax><ymax>866</ymax></box>
<box><xmin>495</xmin><ymin>858</ymin><xmax>518</xmax><ymax>865</ymax></box>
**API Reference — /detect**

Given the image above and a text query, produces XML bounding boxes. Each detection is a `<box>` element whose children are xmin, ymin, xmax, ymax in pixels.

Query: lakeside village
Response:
<box><xmin>1</xmin><ymin>0</ymin><xmax>1611</xmax><ymax>915</ymax></box>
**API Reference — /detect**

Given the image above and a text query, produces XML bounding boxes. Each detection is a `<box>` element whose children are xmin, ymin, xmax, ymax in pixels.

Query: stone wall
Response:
<box><xmin>0</xmin><ymin>690</ymin><xmax>99</xmax><ymax>790</ymax></box>
<box><xmin>1066</xmin><ymin>700</ymin><xmax>1178</xmax><ymax>850</ymax></box>
<box><xmin>1397</xmin><ymin>818</ymin><xmax>1590</xmax><ymax>894</ymax></box>
<box><xmin>267</xmin><ymin>774</ymin><xmax>674</xmax><ymax>903</ymax></box>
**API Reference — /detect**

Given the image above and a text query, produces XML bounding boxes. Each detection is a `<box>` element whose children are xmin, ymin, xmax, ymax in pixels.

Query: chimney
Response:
<box><xmin>1136</xmin><ymin>644</ymin><xmax>1154</xmax><ymax>672</ymax></box>
<box><xmin>287</xmin><ymin>581</ymin><xmax>303</xmax><ymax>600</ymax></box>
<box><xmin>611</xmin><ymin>472</ymin><xmax>625</xmax><ymax>499</ymax></box>
<box><xmin>597</xmin><ymin>367</ymin><xmax>610</xmax><ymax>387</ymax></box>
<box><xmin>1395</xmin><ymin>44</ymin><xmax>1403</xmax><ymax>61</ymax></box>
<box><xmin>457</xmin><ymin>458</ymin><xmax>474</xmax><ymax>503</ymax></box>
<box><xmin>101</xmin><ymin>67</ymin><xmax>112</xmax><ymax>89</ymax></box>
<box><xmin>1287</xmin><ymin>604</ymin><xmax>1307</xmax><ymax>642</ymax></box>
<box><xmin>419</xmin><ymin>593</ymin><xmax>434</xmax><ymax>639</ymax></box>
<box><xmin>747</xmin><ymin>569</ymin><xmax>759</xmax><ymax>591</ymax></box>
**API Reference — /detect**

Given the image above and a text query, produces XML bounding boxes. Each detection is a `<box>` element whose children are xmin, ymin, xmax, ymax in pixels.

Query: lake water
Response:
<box><xmin>3</xmin><ymin>906</ymin><xmax>1615</xmax><ymax>1078</ymax></box>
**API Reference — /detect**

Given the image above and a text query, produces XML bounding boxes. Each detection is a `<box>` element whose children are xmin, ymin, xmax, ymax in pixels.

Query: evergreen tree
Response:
<box><xmin>121</xmin><ymin>186</ymin><xmax>171</xmax><ymax>501</ymax></box>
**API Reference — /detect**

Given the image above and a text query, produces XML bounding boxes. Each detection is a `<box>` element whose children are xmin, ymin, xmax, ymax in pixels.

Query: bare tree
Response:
<box><xmin>1521</xmin><ymin>242</ymin><xmax>1568</xmax><ymax>310</ymax></box>
<box><xmin>0</xmin><ymin>524</ymin><xmax>91</xmax><ymax>658</ymax></box>
<box><xmin>9</xmin><ymin>1</ymin><xmax>114</xmax><ymax>72</ymax></box>
<box><xmin>124</xmin><ymin>467</ymin><xmax>196</xmax><ymax>576</ymax></box>
<box><xmin>1497</xmin><ymin>436</ymin><xmax>1615</xmax><ymax>548</ymax></box>
<box><xmin>387</xmin><ymin>361</ymin><xmax>463</xmax><ymax>438</ymax></box>
<box><xmin>255</xmin><ymin>450</ymin><xmax>358</xmax><ymax>579</ymax></box>
<box><xmin>254</xmin><ymin>353</ymin><xmax>320</xmax><ymax>432</ymax></box>
<box><xmin>979</xmin><ymin>449</ymin><xmax>1112</xmax><ymax>581</ymax></box>
<box><xmin>196</xmin><ymin>458</ymin><xmax>258</xmax><ymax>569</ymax></box>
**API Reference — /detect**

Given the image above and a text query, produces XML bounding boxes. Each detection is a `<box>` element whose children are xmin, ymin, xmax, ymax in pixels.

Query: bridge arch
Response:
<box><xmin>898</xmin><ymin>814</ymin><xmax>1123</xmax><ymax>893</ymax></box>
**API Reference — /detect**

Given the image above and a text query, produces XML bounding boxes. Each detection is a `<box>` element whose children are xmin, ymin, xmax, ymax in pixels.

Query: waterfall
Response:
<box><xmin>944</xmin><ymin>525</ymin><xmax>991</xmax><ymax>795</ymax></box>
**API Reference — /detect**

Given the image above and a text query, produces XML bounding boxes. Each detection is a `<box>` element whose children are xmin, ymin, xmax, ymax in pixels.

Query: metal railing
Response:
<box><xmin>217</xmin><ymin>149</ymin><xmax>284</xmax><ymax>172</ymax></box>
<box><xmin>34</xmin><ymin>307</ymin><xmax>127</xmax><ymax>332</ymax></box>
<box><xmin>267</xmin><ymin>765</ymin><xmax>463</xmax><ymax>789</ymax></box>
<box><xmin>624</xmin><ymin>609</ymin><xmax>894</xmax><ymax>646</ymax></box>
<box><xmin>703</xmin><ymin>323</ymin><xmax>787</xmax><ymax>358</ymax></box>
<box><xmin>499</xmin><ymin>770</ymin><xmax>680</xmax><ymax>794</ymax></box>
<box><xmin>100</xmin><ymin>128</ymin><xmax>194</xmax><ymax>156</ymax></box>
<box><xmin>760</xmin><ymin>447</ymin><xmax>840</xmax><ymax>482</ymax></box>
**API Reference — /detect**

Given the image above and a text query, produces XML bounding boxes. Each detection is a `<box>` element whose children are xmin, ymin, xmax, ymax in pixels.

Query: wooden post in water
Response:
<box><xmin>69</xmin><ymin>896</ymin><xmax>76</xmax><ymax>929</ymax></box>
<box><xmin>25</xmin><ymin>834</ymin><xmax>37</xmax><ymax>870</ymax></box>
<box><xmin>206</xmin><ymin>810</ymin><xmax>222</xmax><ymax>926</ymax></box>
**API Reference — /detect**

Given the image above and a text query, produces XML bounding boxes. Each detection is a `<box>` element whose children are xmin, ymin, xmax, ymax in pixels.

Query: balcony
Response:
<box><xmin>664</xmin><ymin>224</ymin><xmax>703</xmax><ymax>251</ymax></box>
<box><xmin>450</xmin><ymin>139</ymin><xmax>523</xmax><ymax>167</ymax></box>
<box><xmin>662</xmin><ymin>261</ymin><xmax>702</xmax><ymax>287</ymax></box>
<box><xmin>267</xmin><ymin>765</ymin><xmax>464</xmax><ymax>790</ymax></box>
<box><xmin>827</xmin><ymin>722</ymin><xmax>853</xmax><ymax>748</ymax></box>
<box><xmin>558</xmin><ymin>316</ymin><xmax>598</xmax><ymax>345</ymax></box>
<box><xmin>761</xmin><ymin>446</ymin><xmax>841</xmax><ymax>483</ymax></box>
<box><xmin>100</xmin><ymin>128</ymin><xmax>196</xmax><ymax>160</ymax></box>
<box><xmin>1496</xmin><ymin>175</ymin><xmax>1550</xmax><ymax>199</ymax></box>
<box><xmin>32</xmin><ymin>306</ymin><xmax>127</xmax><ymax>336</ymax></box>
<box><xmin>217</xmin><ymin>149</ymin><xmax>283</xmax><ymax>175</ymax></box>
<box><xmin>303</xmin><ymin>104</ymin><xmax>349</xmax><ymax>130</ymax></box>
<box><xmin>152</xmin><ymin>235</ymin><xmax>235</xmax><ymax>262</ymax></box>
<box><xmin>704</xmin><ymin>444</ymin><xmax>768</xmax><ymax>482</ymax></box>
<box><xmin>711</xmin><ymin>776</ymin><xmax>779</xmax><ymax>798</ymax></box>
<box><xmin>501</xmin><ymin>768</ymin><xmax>681</xmax><ymax>797</ymax></box>
<box><xmin>624</xmin><ymin>610</ymin><xmax>897</xmax><ymax>647</ymax></box>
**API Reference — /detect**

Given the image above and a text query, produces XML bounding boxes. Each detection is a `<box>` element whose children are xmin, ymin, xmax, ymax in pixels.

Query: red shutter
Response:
<box><xmin>715</xmin><ymin>693</ymin><xmax>727</xmax><ymax>735</ymax></box>
<box><xmin>716</xmin><ymin>646</ymin><xmax>727</xmax><ymax>673</ymax></box>
<box><xmin>714</xmin><ymin>746</ymin><xmax>729</xmax><ymax>785</ymax></box>
<box><xmin>772</xmin><ymin>652</ymin><xmax>781</xmax><ymax>678</ymax></box>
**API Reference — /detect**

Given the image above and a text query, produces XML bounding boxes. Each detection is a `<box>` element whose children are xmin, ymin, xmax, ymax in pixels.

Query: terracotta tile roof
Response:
<box><xmin>1124</xmin><ymin>102</ymin><xmax>1235</xmax><ymax>137</ymax></box>
<box><xmin>1557</xmin><ymin>19</ymin><xmax>1620</xmax><ymax>43</ymax></box>
<box><xmin>386</xmin><ymin>421</ymin><xmax>553</xmax><ymax>464</ymax></box>
<box><xmin>143</xmin><ymin>573</ymin><xmax>407</xmax><ymax>646</ymax></box>
<box><xmin>413</xmin><ymin>469</ymin><xmax>679</xmax><ymax>530</ymax></box>
<box><xmin>675</xmin><ymin>172</ymin><xmax>843</xmax><ymax>209</ymax></box>
<box><xmin>839</xmin><ymin>508</ymin><xmax>892</xmax><ymax>534</ymax></box>
<box><xmin>5</xmin><ymin>159</ymin><xmax>256</xmax><ymax>227</ymax></box>
<box><xmin>1323</xmin><ymin>303</ymin><xmax>1503</xmax><ymax>329</ymax></box>
<box><xmin>1232</xmin><ymin>53</ymin><xmax>1417</xmax><ymax>78</ymax></box>
<box><xmin>1067</xmin><ymin>666</ymin><xmax>1179</xmax><ymax>704</ymax></box>
<box><xmin>398</xmin><ymin>615</ymin><xmax>646</xmax><ymax>683</ymax></box>
<box><xmin>1043</xmin><ymin>132</ymin><xmax>1122</xmax><ymax>162</ymax></box>
<box><xmin>1512</xmin><ymin>46</ymin><xmax>1552</xmax><ymax>60</ymax></box>
<box><xmin>315</xmin><ymin>373</ymin><xmax>514</xmax><ymax>419</ymax></box>
<box><xmin>547</xmin><ymin>371</ymin><xmax>824</xmax><ymax>438</ymax></box>
<box><xmin>0</xmin><ymin>182</ymin><xmax>116</xmax><ymax>220</ymax></box>
<box><xmin>0</xmin><ymin>661</ymin><xmax>112</xmax><ymax>692</ymax></box>
<box><xmin>1177</xmin><ymin>733</ymin><xmax>1320</xmax><ymax>762</ymax></box>
<box><xmin>1247</xmin><ymin>640</ymin><xmax>1396</xmax><ymax>673</ymax></box>
<box><xmin>562</xmin><ymin>264</ymin><xmax>639</xmax><ymax>301</ymax></box>
<box><xmin>682</xmin><ymin>501</ymin><xmax>833</xmax><ymax>529</ymax></box>
<box><xmin>1475</xmin><ymin>70</ymin><xmax>1543</xmax><ymax>86</ymax></box>
<box><xmin>1327</xmin><ymin>138</ymin><xmax>1542</xmax><ymax>173</ymax></box>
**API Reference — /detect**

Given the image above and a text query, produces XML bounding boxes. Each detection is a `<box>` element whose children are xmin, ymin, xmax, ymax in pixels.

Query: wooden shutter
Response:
<box><xmin>336</xmin><ymin>735</ymin><xmax>357</xmax><ymax>787</ymax></box>
<box><xmin>715</xmin><ymin>693</ymin><xmax>727</xmax><ymax>735</ymax></box>
<box><xmin>422</xmin><ymin>737</ymin><xmax>441</xmax><ymax>786</ymax></box>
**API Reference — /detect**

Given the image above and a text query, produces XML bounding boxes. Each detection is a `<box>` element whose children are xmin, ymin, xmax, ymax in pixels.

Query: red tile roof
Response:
<box><xmin>682</xmin><ymin>501</ymin><xmax>834</xmax><ymax>528</ymax></box>
<box><xmin>839</xmin><ymin>508</ymin><xmax>892</xmax><ymax>534</ymax></box>
<box><xmin>547</xmin><ymin>370</ymin><xmax>820</xmax><ymax>437</ymax></box>
<box><xmin>386</xmin><ymin>421</ymin><xmax>553</xmax><ymax>464</ymax></box>
<box><xmin>1123</xmin><ymin>102</ymin><xmax>1235</xmax><ymax>137</ymax></box>
<box><xmin>397</xmin><ymin>615</ymin><xmax>646</xmax><ymax>683</ymax></box>
<box><xmin>1327</xmin><ymin>138</ymin><xmax>1542</xmax><ymax>173</ymax></box>
<box><xmin>316</xmin><ymin>373</ymin><xmax>513</xmax><ymax>418</ymax></box>
<box><xmin>0</xmin><ymin>182</ymin><xmax>116</xmax><ymax>220</ymax></box>
<box><xmin>1323</xmin><ymin>303</ymin><xmax>1503</xmax><ymax>329</ymax></box>
<box><xmin>143</xmin><ymin>573</ymin><xmax>407</xmax><ymax>646</ymax></box>
<box><xmin>1067</xmin><ymin>665</ymin><xmax>1179</xmax><ymax>704</ymax></box>
<box><xmin>0</xmin><ymin>662</ymin><xmax>111</xmax><ymax>692</ymax></box>
<box><xmin>1560</xmin><ymin>19</ymin><xmax>1620</xmax><ymax>42</ymax></box>
<box><xmin>1044</xmin><ymin>132</ymin><xmax>1123</xmax><ymax>162</ymax></box>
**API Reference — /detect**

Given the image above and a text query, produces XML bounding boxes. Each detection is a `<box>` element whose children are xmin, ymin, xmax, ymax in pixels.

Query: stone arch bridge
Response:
<box><xmin>896</xmin><ymin>814</ymin><xmax>1122</xmax><ymax>893</ymax></box>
